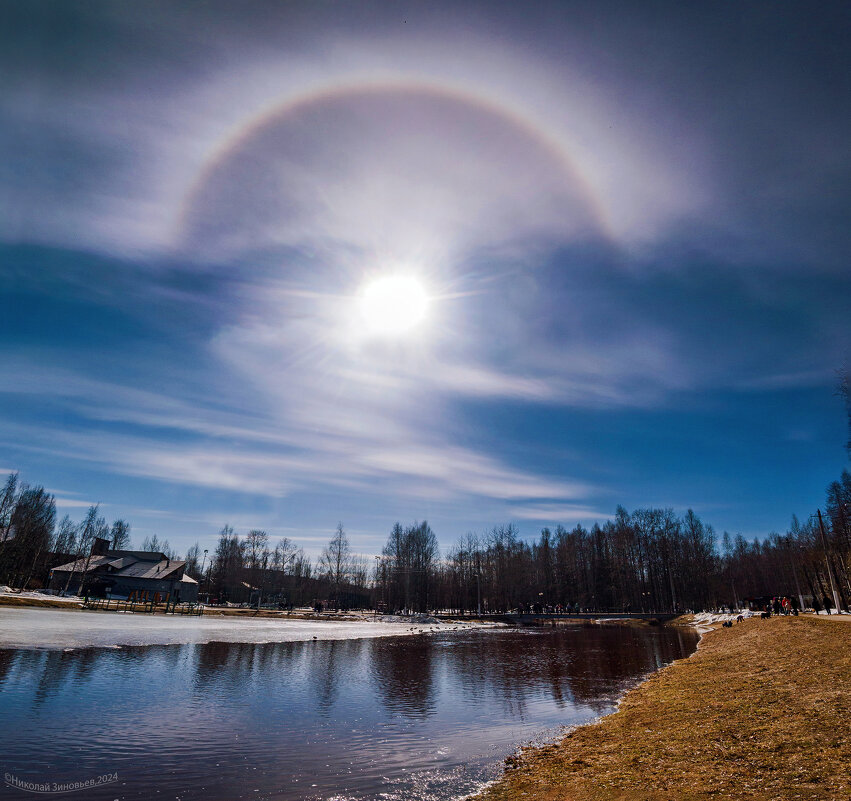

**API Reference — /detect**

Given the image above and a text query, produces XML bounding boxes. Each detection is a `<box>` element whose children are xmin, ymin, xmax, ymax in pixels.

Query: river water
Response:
<box><xmin>0</xmin><ymin>620</ymin><xmax>697</xmax><ymax>801</ymax></box>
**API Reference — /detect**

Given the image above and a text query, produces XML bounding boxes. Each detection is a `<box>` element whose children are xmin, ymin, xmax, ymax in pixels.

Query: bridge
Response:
<box><xmin>437</xmin><ymin>611</ymin><xmax>679</xmax><ymax>625</ymax></box>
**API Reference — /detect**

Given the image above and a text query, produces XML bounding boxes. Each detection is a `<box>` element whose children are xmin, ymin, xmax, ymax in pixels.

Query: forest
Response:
<box><xmin>2</xmin><ymin>378</ymin><xmax>848</xmax><ymax>612</ymax></box>
<box><xmin>1</xmin><ymin>465</ymin><xmax>849</xmax><ymax>614</ymax></box>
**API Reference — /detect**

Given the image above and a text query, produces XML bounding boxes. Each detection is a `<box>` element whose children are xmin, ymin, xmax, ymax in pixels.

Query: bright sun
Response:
<box><xmin>358</xmin><ymin>275</ymin><xmax>430</xmax><ymax>337</ymax></box>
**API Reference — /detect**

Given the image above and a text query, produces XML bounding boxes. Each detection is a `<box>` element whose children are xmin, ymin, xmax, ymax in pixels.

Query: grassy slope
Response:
<box><xmin>478</xmin><ymin>616</ymin><xmax>851</xmax><ymax>801</ymax></box>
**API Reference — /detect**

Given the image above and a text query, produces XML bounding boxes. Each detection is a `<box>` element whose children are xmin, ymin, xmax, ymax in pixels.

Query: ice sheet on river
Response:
<box><xmin>0</xmin><ymin>607</ymin><xmax>480</xmax><ymax>650</ymax></box>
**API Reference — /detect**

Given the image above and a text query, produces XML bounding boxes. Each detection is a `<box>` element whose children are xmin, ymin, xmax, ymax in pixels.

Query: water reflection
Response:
<box><xmin>369</xmin><ymin>636</ymin><xmax>436</xmax><ymax>719</ymax></box>
<box><xmin>0</xmin><ymin>625</ymin><xmax>697</xmax><ymax>801</ymax></box>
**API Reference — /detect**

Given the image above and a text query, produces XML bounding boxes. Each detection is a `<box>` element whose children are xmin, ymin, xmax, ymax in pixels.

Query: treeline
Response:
<box><xmin>207</xmin><ymin>524</ymin><xmax>320</xmax><ymax>606</ymax></box>
<box><xmin>2</xmin><ymin>469</ymin><xmax>850</xmax><ymax>613</ymax></box>
<box><xmin>371</xmin><ymin>509</ymin><xmax>717</xmax><ymax>613</ymax></box>
<box><xmin>718</xmin><ymin>470</ymin><xmax>851</xmax><ymax>610</ymax></box>
<box><xmin>435</xmin><ymin>508</ymin><xmax>717</xmax><ymax>614</ymax></box>
<box><xmin>375</xmin><ymin>470</ymin><xmax>849</xmax><ymax>614</ymax></box>
<box><xmin>0</xmin><ymin>474</ymin><xmax>133</xmax><ymax>589</ymax></box>
<box><xmin>0</xmin><ymin>475</ymin><xmax>376</xmax><ymax>607</ymax></box>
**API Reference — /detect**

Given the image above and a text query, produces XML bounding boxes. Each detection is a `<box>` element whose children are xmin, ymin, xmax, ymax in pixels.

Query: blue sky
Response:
<box><xmin>1</xmin><ymin>1</ymin><xmax>849</xmax><ymax>558</ymax></box>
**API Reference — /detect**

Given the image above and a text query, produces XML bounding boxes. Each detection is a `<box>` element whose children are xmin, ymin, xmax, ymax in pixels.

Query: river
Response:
<box><xmin>0</xmin><ymin>616</ymin><xmax>697</xmax><ymax>801</ymax></box>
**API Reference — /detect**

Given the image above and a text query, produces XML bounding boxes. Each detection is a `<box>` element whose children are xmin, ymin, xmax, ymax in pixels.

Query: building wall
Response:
<box><xmin>49</xmin><ymin>571</ymin><xmax>198</xmax><ymax>603</ymax></box>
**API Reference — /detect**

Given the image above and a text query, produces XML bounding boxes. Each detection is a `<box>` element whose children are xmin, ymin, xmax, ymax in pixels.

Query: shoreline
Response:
<box><xmin>473</xmin><ymin>615</ymin><xmax>851</xmax><ymax>801</ymax></box>
<box><xmin>0</xmin><ymin>591</ymin><xmax>498</xmax><ymax>622</ymax></box>
<box><xmin>0</xmin><ymin>603</ymin><xmax>506</xmax><ymax>650</ymax></box>
<box><xmin>460</xmin><ymin>614</ymin><xmax>706</xmax><ymax>801</ymax></box>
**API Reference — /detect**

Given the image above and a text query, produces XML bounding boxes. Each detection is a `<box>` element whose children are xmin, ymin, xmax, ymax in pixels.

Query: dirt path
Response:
<box><xmin>476</xmin><ymin>616</ymin><xmax>851</xmax><ymax>801</ymax></box>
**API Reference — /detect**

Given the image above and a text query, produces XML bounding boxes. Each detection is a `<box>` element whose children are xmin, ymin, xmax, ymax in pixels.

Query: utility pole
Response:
<box><xmin>475</xmin><ymin>555</ymin><xmax>482</xmax><ymax>616</ymax></box>
<box><xmin>817</xmin><ymin>510</ymin><xmax>842</xmax><ymax>613</ymax></box>
<box><xmin>199</xmin><ymin>549</ymin><xmax>208</xmax><ymax>604</ymax></box>
<box><xmin>374</xmin><ymin>555</ymin><xmax>381</xmax><ymax>619</ymax></box>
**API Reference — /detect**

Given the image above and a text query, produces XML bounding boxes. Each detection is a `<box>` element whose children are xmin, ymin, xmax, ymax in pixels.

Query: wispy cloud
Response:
<box><xmin>733</xmin><ymin>370</ymin><xmax>836</xmax><ymax>392</ymax></box>
<box><xmin>53</xmin><ymin>496</ymin><xmax>101</xmax><ymax>509</ymax></box>
<box><xmin>507</xmin><ymin>503</ymin><xmax>607</xmax><ymax>523</ymax></box>
<box><xmin>1</xmin><ymin>2</ymin><xmax>848</xmax><ymax>552</ymax></box>
<box><xmin>0</xmin><ymin>360</ymin><xmax>593</xmax><ymax>508</ymax></box>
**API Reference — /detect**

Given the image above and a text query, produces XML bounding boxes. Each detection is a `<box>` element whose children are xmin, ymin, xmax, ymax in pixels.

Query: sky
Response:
<box><xmin>1</xmin><ymin>1</ymin><xmax>849</xmax><ymax>559</ymax></box>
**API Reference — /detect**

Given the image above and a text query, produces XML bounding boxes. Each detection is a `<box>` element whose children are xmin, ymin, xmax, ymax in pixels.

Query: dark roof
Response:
<box><xmin>50</xmin><ymin>554</ymin><xmax>115</xmax><ymax>573</ymax></box>
<box><xmin>114</xmin><ymin>559</ymin><xmax>184</xmax><ymax>580</ymax></box>
<box><xmin>52</xmin><ymin>548</ymin><xmax>186</xmax><ymax>581</ymax></box>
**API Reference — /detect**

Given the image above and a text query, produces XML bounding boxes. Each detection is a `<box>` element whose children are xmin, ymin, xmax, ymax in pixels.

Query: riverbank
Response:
<box><xmin>0</xmin><ymin>605</ymin><xmax>502</xmax><ymax>650</ymax></box>
<box><xmin>476</xmin><ymin>615</ymin><xmax>851</xmax><ymax>801</ymax></box>
<box><xmin>0</xmin><ymin>592</ymin><xmax>83</xmax><ymax>609</ymax></box>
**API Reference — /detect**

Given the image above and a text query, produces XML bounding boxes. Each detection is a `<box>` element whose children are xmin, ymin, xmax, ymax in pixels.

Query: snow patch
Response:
<box><xmin>0</xmin><ymin>607</ymin><xmax>503</xmax><ymax>651</ymax></box>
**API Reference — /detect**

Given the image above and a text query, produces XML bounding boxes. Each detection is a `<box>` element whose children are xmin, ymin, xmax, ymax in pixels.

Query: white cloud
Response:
<box><xmin>507</xmin><ymin>503</ymin><xmax>607</xmax><ymax>523</ymax></box>
<box><xmin>1</xmin><ymin>12</ymin><xmax>707</xmax><ymax>261</ymax></box>
<box><xmin>52</xmin><ymin>496</ymin><xmax>101</xmax><ymax>509</ymax></box>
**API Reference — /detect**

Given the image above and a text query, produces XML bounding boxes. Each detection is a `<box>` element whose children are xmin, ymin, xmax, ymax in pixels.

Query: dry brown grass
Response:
<box><xmin>0</xmin><ymin>595</ymin><xmax>83</xmax><ymax>609</ymax></box>
<box><xmin>478</xmin><ymin>616</ymin><xmax>851</xmax><ymax>801</ymax></box>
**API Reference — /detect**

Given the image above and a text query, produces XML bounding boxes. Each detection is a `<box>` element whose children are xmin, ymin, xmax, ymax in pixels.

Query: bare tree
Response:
<box><xmin>244</xmin><ymin>529</ymin><xmax>269</xmax><ymax>570</ymax></box>
<box><xmin>349</xmin><ymin>554</ymin><xmax>370</xmax><ymax>589</ymax></box>
<box><xmin>184</xmin><ymin>542</ymin><xmax>202</xmax><ymax>579</ymax></box>
<box><xmin>0</xmin><ymin>473</ymin><xmax>18</xmax><ymax>544</ymax></box>
<box><xmin>840</xmin><ymin>369</ymin><xmax>851</xmax><ymax>457</ymax></box>
<box><xmin>320</xmin><ymin>523</ymin><xmax>352</xmax><ymax>610</ymax></box>
<box><xmin>110</xmin><ymin>519</ymin><xmax>131</xmax><ymax>550</ymax></box>
<box><xmin>3</xmin><ymin>485</ymin><xmax>56</xmax><ymax>588</ymax></box>
<box><xmin>0</xmin><ymin>473</ymin><xmax>19</xmax><ymax>581</ymax></box>
<box><xmin>68</xmin><ymin>505</ymin><xmax>106</xmax><ymax>596</ymax></box>
<box><xmin>272</xmin><ymin>537</ymin><xmax>298</xmax><ymax>572</ymax></box>
<box><xmin>141</xmin><ymin>534</ymin><xmax>177</xmax><ymax>559</ymax></box>
<box><xmin>54</xmin><ymin>515</ymin><xmax>78</xmax><ymax>558</ymax></box>
<box><xmin>210</xmin><ymin>525</ymin><xmax>244</xmax><ymax>601</ymax></box>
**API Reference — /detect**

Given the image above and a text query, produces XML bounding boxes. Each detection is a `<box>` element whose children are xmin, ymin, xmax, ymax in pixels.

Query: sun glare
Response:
<box><xmin>359</xmin><ymin>275</ymin><xmax>430</xmax><ymax>337</ymax></box>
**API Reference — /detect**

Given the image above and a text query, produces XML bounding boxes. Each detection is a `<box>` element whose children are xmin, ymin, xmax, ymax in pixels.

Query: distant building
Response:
<box><xmin>49</xmin><ymin>538</ymin><xmax>198</xmax><ymax>603</ymax></box>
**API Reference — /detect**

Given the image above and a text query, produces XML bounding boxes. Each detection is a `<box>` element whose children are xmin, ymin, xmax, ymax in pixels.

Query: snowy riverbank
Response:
<box><xmin>0</xmin><ymin>606</ymin><xmax>503</xmax><ymax>650</ymax></box>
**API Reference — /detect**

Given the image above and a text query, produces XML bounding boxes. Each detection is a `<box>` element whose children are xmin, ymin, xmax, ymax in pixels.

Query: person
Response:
<box><xmin>823</xmin><ymin>594</ymin><xmax>832</xmax><ymax>615</ymax></box>
<box><xmin>812</xmin><ymin>596</ymin><xmax>821</xmax><ymax>614</ymax></box>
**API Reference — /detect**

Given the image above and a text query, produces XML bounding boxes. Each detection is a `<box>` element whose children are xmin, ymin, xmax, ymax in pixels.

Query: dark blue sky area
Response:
<box><xmin>0</xmin><ymin>1</ymin><xmax>848</xmax><ymax>556</ymax></box>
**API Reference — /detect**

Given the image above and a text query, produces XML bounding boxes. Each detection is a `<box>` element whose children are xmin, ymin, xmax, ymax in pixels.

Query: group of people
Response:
<box><xmin>759</xmin><ymin>595</ymin><xmax>841</xmax><ymax>616</ymax></box>
<box><xmin>517</xmin><ymin>601</ymin><xmax>581</xmax><ymax>614</ymax></box>
<box><xmin>811</xmin><ymin>594</ymin><xmax>838</xmax><ymax>615</ymax></box>
<box><xmin>763</xmin><ymin>596</ymin><xmax>799</xmax><ymax>616</ymax></box>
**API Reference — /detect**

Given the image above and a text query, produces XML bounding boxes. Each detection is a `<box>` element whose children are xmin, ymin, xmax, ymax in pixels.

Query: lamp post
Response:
<box><xmin>475</xmin><ymin>553</ymin><xmax>482</xmax><ymax>616</ymax></box>
<box><xmin>205</xmin><ymin>559</ymin><xmax>213</xmax><ymax>604</ymax></box>
<box><xmin>374</xmin><ymin>556</ymin><xmax>380</xmax><ymax>620</ymax></box>
<box><xmin>199</xmin><ymin>549</ymin><xmax>208</xmax><ymax>603</ymax></box>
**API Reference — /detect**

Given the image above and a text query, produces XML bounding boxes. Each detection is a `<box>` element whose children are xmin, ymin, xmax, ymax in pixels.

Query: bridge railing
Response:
<box><xmin>83</xmin><ymin>598</ymin><xmax>204</xmax><ymax>616</ymax></box>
